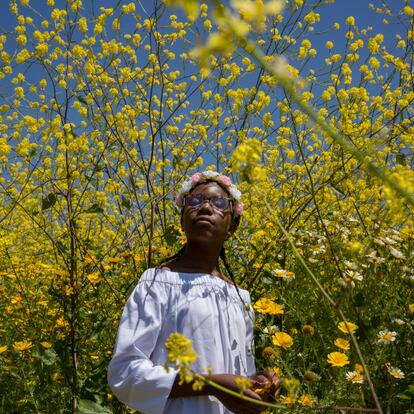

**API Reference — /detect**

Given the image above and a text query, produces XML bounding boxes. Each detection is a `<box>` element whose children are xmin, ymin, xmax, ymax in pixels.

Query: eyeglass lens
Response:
<box><xmin>185</xmin><ymin>195</ymin><xmax>230</xmax><ymax>210</ymax></box>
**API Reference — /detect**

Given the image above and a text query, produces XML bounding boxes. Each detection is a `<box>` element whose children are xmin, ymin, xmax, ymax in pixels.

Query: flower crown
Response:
<box><xmin>176</xmin><ymin>171</ymin><xmax>244</xmax><ymax>215</ymax></box>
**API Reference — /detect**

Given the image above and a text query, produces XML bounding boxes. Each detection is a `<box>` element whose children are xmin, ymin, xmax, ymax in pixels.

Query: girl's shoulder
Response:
<box><xmin>138</xmin><ymin>267</ymin><xmax>252</xmax><ymax>302</ymax></box>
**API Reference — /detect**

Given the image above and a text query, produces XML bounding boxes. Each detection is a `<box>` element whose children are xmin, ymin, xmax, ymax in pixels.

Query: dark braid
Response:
<box><xmin>220</xmin><ymin>246</ymin><xmax>246</xmax><ymax>307</ymax></box>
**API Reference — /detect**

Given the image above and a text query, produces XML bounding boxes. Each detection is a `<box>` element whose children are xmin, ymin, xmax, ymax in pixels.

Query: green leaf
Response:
<box><xmin>121</xmin><ymin>195</ymin><xmax>131</xmax><ymax>210</ymax></box>
<box><xmin>41</xmin><ymin>193</ymin><xmax>57</xmax><ymax>210</ymax></box>
<box><xmin>75</xmin><ymin>399</ymin><xmax>112</xmax><ymax>414</ymax></box>
<box><xmin>77</xmin><ymin>95</ymin><xmax>88</xmax><ymax>105</ymax></box>
<box><xmin>85</xmin><ymin>204</ymin><xmax>104</xmax><ymax>214</ymax></box>
<box><xmin>164</xmin><ymin>224</ymin><xmax>181</xmax><ymax>246</ymax></box>
<box><xmin>31</xmin><ymin>348</ymin><xmax>57</xmax><ymax>366</ymax></box>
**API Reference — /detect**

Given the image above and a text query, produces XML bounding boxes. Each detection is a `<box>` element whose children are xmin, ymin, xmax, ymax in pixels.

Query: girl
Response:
<box><xmin>108</xmin><ymin>171</ymin><xmax>277</xmax><ymax>413</ymax></box>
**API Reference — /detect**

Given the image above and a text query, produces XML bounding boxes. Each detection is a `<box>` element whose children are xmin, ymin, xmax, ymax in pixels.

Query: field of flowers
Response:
<box><xmin>0</xmin><ymin>0</ymin><xmax>413</xmax><ymax>413</ymax></box>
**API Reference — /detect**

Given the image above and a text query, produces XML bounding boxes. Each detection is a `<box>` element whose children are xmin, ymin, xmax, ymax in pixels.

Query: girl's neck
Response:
<box><xmin>169</xmin><ymin>241</ymin><xmax>221</xmax><ymax>275</ymax></box>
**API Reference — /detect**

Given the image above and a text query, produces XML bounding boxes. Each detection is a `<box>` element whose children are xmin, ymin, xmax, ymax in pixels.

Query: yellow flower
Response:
<box><xmin>280</xmin><ymin>394</ymin><xmax>296</xmax><ymax>404</ymax></box>
<box><xmin>165</xmin><ymin>333</ymin><xmax>198</xmax><ymax>366</ymax></box>
<box><xmin>345</xmin><ymin>16</ymin><xmax>355</xmax><ymax>26</ymax></box>
<box><xmin>272</xmin><ymin>332</ymin><xmax>293</xmax><ymax>350</ymax></box>
<box><xmin>253</xmin><ymin>298</ymin><xmax>284</xmax><ymax>315</ymax></box>
<box><xmin>41</xmin><ymin>342</ymin><xmax>52</xmax><ymax>349</ymax></box>
<box><xmin>334</xmin><ymin>338</ymin><xmax>350</xmax><ymax>350</ymax></box>
<box><xmin>13</xmin><ymin>340</ymin><xmax>33</xmax><ymax>352</ymax></box>
<box><xmin>409</xmin><ymin>304</ymin><xmax>414</xmax><ymax>313</ymax></box>
<box><xmin>338</xmin><ymin>321</ymin><xmax>358</xmax><ymax>334</ymax></box>
<box><xmin>354</xmin><ymin>364</ymin><xmax>364</xmax><ymax>374</ymax></box>
<box><xmin>327</xmin><ymin>352</ymin><xmax>350</xmax><ymax>367</ymax></box>
<box><xmin>87</xmin><ymin>273</ymin><xmax>101</xmax><ymax>284</ymax></box>
<box><xmin>298</xmin><ymin>393</ymin><xmax>316</xmax><ymax>406</ymax></box>
<box><xmin>107</xmin><ymin>257</ymin><xmax>122</xmax><ymax>264</ymax></box>
<box><xmin>0</xmin><ymin>345</ymin><xmax>8</xmax><ymax>354</ymax></box>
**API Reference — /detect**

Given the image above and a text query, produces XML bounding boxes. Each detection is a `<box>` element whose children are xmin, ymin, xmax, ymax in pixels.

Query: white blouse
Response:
<box><xmin>108</xmin><ymin>268</ymin><xmax>255</xmax><ymax>414</ymax></box>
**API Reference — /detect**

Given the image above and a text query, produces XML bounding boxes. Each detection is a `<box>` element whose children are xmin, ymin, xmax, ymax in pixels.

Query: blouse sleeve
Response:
<box><xmin>107</xmin><ymin>271</ymin><xmax>179</xmax><ymax>414</ymax></box>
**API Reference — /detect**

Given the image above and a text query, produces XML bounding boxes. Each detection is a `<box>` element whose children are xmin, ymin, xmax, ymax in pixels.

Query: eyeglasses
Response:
<box><xmin>184</xmin><ymin>194</ymin><xmax>232</xmax><ymax>211</ymax></box>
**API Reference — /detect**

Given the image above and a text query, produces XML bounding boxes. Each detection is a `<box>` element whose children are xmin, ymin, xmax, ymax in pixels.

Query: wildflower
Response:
<box><xmin>235</xmin><ymin>377</ymin><xmax>252</xmax><ymax>393</ymax></box>
<box><xmin>365</xmin><ymin>250</ymin><xmax>385</xmax><ymax>264</ymax></box>
<box><xmin>0</xmin><ymin>345</ymin><xmax>7</xmax><ymax>354</ymax></box>
<box><xmin>13</xmin><ymin>340</ymin><xmax>33</xmax><ymax>352</ymax></box>
<box><xmin>327</xmin><ymin>352</ymin><xmax>350</xmax><ymax>367</ymax></box>
<box><xmin>304</xmin><ymin>370</ymin><xmax>321</xmax><ymax>382</ymax></box>
<box><xmin>298</xmin><ymin>394</ymin><xmax>316</xmax><ymax>406</ymax></box>
<box><xmin>254</xmin><ymin>298</ymin><xmax>284</xmax><ymax>315</ymax></box>
<box><xmin>283</xmin><ymin>378</ymin><xmax>300</xmax><ymax>393</ymax></box>
<box><xmin>262</xmin><ymin>346</ymin><xmax>277</xmax><ymax>361</ymax></box>
<box><xmin>41</xmin><ymin>342</ymin><xmax>52</xmax><ymax>349</ymax></box>
<box><xmin>345</xmin><ymin>370</ymin><xmax>364</xmax><ymax>383</ymax></box>
<box><xmin>272</xmin><ymin>268</ymin><xmax>295</xmax><ymax>282</ymax></box>
<box><xmin>334</xmin><ymin>338</ymin><xmax>350</xmax><ymax>350</ymax></box>
<box><xmin>280</xmin><ymin>394</ymin><xmax>296</xmax><ymax>404</ymax></box>
<box><xmin>165</xmin><ymin>333</ymin><xmax>198</xmax><ymax>367</ymax></box>
<box><xmin>387</xmin><ymin>365</ymin><xmax>405</xmax><ymax>379</ymax></box>
<box><xmin>302</xmin><ymin>325</ymin><xmax>315</xmax><ymax>336</ymax></box>
<box><xmin>338</xmin><ymin>321</ymin><xmax>358</xmax><ymax>334</ymax></box>
<box><xmin>107</xmin><ymin>257</ymin><xmax>122</xmax><ymax>264</ymax></box>
<box><xmin>263</xmin><ymin>325</ymin><xmax>279</xmax><ymax>334</ymax></box>
<box><xmin>409</xmin><ymin>304</ymin><xmax>414</xmax><ymax>313</ymax></box>
<box><xmin>354</xmin><ymin>364</ymin><xmax>364</xmax><ymax>373</ymax></box>
<box><xmin>272</xmin><ymin>332</ymin><xmax>294</xmax><ymax>350</ymax></box>
<box><xmin>377</xmin><ymin>330</ymin><xmax>397</xmax><ymax>344</ymax></box>
<box><xmin>345</xmin><ymin>16</ymin><xmax>355</xmax><ymax>26</ymax></box>
<box><xmin>389</xmin><ymin>246</ymin><xmax>405</xmax><ymax>259</ymax></box>
<box><xmin>87</xmin><ymin>273</ymin><xmax>101</xmax><ymax>284</ymax></box>
<box><xmin>339</xmin><ymin>269</ymin><xmax>363</xmax><ymax>288</ymax></box>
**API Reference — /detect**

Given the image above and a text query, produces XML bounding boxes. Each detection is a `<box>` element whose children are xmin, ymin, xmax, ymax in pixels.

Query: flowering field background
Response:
<box><xmin>0</xmin><ymin>0</ymin><xmax>413</xmax><ymax>412</ymax></box>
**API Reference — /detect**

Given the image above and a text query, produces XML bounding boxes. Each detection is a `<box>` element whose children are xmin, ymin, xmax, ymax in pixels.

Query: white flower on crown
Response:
<box><xmin>202</xmin><ymin>170</ymin><xmax>220</xmax><ymax>179</ymax></box>
<box><xmin>181</xmin><ymin>180</ymin><xmax>193</xmax><ymax>193</ymax></box>
<box><xmin>228</xmin><ymin>184</ymin><xmax>241</xmax><ymax>201</ymax></box>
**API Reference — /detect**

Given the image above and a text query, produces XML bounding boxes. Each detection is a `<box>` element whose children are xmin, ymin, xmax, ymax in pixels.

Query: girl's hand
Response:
<box><xmin>249</xmin><ymin>370</ymin><xmax>282</xmax><ymax>402</ymax></box>
<box><xmin>209</xmin><ymin>373</ymin><xmax>265</xmax><ymax>414</ymax></box>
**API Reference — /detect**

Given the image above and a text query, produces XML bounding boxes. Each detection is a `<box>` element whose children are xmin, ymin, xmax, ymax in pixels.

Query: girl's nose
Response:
<box><xmin>197</xmin><ymin>199</ymin><xmax>214</xmax><ymax>213</ymax></box>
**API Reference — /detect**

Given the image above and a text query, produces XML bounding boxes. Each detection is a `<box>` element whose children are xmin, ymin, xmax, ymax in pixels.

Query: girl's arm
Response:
<box><xmin>169</xmin><ymin>373</ymin><xmax>265</xmax><ymax>414</ymax></box>
<box><xmin>108</xmin><ymin>272</ymin><xmax>178</xmax><ymax>414</ymax></box>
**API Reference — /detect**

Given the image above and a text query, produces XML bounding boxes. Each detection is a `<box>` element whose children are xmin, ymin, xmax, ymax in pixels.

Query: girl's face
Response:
<box><xmin>181</xmin><ymin>182</ymin><xmax>236</xmax><ymax>244</ymax></box>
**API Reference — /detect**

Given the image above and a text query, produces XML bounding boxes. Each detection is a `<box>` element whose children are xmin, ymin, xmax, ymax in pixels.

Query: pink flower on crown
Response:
<box><xmin>219</xmin><ymin>175</ymin><xmax>231</xmax><ymax>186</ymax></box>
<box><xmin>191</xmin><ymin>172</ymin><xmax>203</xmax><ymax>185</ymax></box>
<box><xmin>235</xmin><ymin>202</ymin><xmax>244</xmax><ymax>215</ymax></box>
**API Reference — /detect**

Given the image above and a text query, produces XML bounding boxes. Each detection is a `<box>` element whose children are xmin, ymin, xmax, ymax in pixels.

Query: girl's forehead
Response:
<box><xmin>190</xmin><ymin>182</ymin><xmax>229</xmax><ymax>197</ymax></box>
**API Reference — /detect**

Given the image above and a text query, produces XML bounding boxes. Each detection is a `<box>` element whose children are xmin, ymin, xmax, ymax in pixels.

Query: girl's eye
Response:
<box><xmin>211</xmin><ymin>197</ymin><xmax>229</xmax><ymax>209</ymax></box>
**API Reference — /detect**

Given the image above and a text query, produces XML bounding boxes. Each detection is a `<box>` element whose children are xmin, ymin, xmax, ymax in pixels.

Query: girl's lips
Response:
<box><xmin>194</xmin><ymin>217</ymin><xmax>214</xmax><ymax>225</ymax></box>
